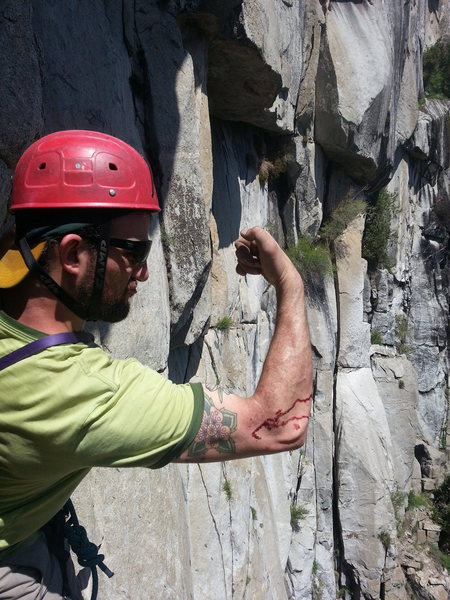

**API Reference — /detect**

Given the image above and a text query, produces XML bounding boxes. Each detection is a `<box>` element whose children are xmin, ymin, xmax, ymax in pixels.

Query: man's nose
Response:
<box><xmin>133</xmin><ymin>261</ymin><xmax>149</xmax><ymax>282</ymax></box>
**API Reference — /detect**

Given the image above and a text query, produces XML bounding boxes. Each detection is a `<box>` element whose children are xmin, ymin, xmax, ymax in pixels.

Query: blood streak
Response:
<box><xmin>251</xmin><ymin>395</ymin><xmax>312</xmax><ymax>440</ymax></box>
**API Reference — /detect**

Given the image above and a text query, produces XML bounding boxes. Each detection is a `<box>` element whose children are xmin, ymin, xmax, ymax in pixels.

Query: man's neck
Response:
<box><xmin>1</xmin><ymin>284</ymin><xmax>84</xmax><ymax>334</ymax></box>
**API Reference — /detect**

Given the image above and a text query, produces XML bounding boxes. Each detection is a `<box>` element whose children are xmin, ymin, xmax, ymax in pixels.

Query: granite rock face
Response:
<box><xmin>1</xmin><ymin>1</ymin><xmax>450</xmax><ymax>599</ymax></box>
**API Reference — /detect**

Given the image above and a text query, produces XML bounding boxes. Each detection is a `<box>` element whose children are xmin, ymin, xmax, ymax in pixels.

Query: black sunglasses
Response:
<box><xmin>109</xmin><ymin>238</ymin><xmax>152</xmax><ymax>264</ymax></box>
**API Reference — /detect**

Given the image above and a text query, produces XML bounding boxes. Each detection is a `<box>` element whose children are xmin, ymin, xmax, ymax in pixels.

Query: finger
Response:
<box><xmin>238</xmin><ymin>226</ymin><xmax>268</xmax><ymax>244</ymax></box>
<box><xmin>234</xmin><ymin>238</ymin><xmax>252</xmax><ymax>253</ymax></box>
<box><xmin>239</xmin><ymin>227</ymin><xmax>261</xmax><ymax>241</ymax></box>
<box><xmin>235</xmin><ymin>244</ymin><xmax>259</xmax><ymax>264</ymax></box>
<box><xmin>236</xmin><ymin>252</ymin><xmax>261</xmax><ymax>270</ymax></box>
<box><xmin>236</xmin><ymin>265</ymin><xmax>262</xmax><ymax>276</ymax></box>
<box><xmin>238</xmin><ymin>227</ymin><xmax>277</xmax><ymax>255</ymax></box>
<box><xmin>250</xmin><ymin>240</ymin><xmax>259</xmax><ymax>257</ymax></box>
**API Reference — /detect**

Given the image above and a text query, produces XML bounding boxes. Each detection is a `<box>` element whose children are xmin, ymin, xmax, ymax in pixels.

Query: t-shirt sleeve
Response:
<box><xmin>74</xmin><ymin>357</ymin><xmax>205</xmax><ymax>469</ymax></box>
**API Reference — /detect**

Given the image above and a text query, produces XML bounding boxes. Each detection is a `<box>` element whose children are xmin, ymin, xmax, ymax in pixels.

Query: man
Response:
<box><xmin>0</xmin><ymin>130</ymin><xmax>312</xmax><ymax>599</ymax></box>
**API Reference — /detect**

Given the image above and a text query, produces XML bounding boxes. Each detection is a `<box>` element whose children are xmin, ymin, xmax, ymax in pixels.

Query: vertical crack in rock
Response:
<box><xmin>196</xmin><ymin>464</ymin><xmax>228</xmax><ymax>595</ymax></box>
<box><xmin>331</xmin><ymin>241</ymin><xmax>355</xmax><ymax>594</ymax></box>
<box><xmin>243</xmin><ymin>459</ymin><xmax>255</xmax><ymax>598</ymax></box>
<box><xmin>2</xmin><ymin>2</ymin><xmax>450</xmax><ymax>598</ymax></box>
<box><xmin>222</xmin><ymin>463</ymin><xmax>235</xmax><ymax>596</ymax></box>
<box><xmin>203</xmin><ymin>334</ymin><xmax>224</xmax><ymax>388</ymax></box>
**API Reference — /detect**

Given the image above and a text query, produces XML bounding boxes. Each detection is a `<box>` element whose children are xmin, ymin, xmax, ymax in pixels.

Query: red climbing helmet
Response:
<box><xmin>10</xmin><ymin>130</ymin><xmax>160</xmax><ymax>212</ymax></box>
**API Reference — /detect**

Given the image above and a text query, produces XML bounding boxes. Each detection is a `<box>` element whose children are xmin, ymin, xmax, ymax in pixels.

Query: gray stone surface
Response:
<box><xmin>1</xmin><ymin>1</ymin><xmax>450</xmax><ymax>599</ymax></box>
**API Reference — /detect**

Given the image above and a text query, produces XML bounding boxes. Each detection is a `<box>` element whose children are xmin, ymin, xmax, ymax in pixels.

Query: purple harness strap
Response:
<box><xmin>0</xmin><ymin>331</ymin><xmax>94</xmax><ymax>371</ymax></box>
<box><xmin>0</xmin><ymin>328</ymin><xmax>111</xmax><ymax>599</ymax></box>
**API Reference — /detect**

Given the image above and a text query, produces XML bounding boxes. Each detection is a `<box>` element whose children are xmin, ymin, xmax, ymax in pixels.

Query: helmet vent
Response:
<box><xmin>39</xmin><ymin>162</ymin><xmax>47</xmax><ymax>170</ymax></box>
<box><xmin>109</xmin><ymin>162</ymin><xmax>118</xmax><ymax>171</ymax></box>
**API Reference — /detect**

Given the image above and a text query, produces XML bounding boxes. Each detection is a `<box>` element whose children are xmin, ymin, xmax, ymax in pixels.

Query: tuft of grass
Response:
<box><xmin>391</xmin><ymin>488</ymin><xmax>406</xmax><ymax>535</ymax></box>
<box><xmin>290</xmin><ymin>504</ymin><xmax>309</xmax><ymax>528</ymax></box>
<box><xmin>223</xmin><ymin>479</ymin><xmax>232</xmax><ymax>501</ymax></box>
<box><xmin>258</xmin><ymin>159</ymin><xmax>272</xmax><ymax>182</ymax></box>
<box><xmin>443</xmin><ymin>388</ymin><xmax>450</xmax><ymax>449</ymax></box>
<box><xmin>214</xmin><ymin>316</ymin><xmax>233</xmax><ymax>330</ymax></box>
<box><xmin>160</xmin><ymin>225</ymin><xmax>174</xmax><ymax>248</ymax></box>
<box><xmin>312</xmin><ymin>572</ymin><xmax>323</xmax><ymax>600</ymax></box>
<box><xmin>398</xmin><ymin>379</ymin><xmax>405</xmax><ymax>389</ymax></box>
<box><xmin>258</xmin><ymin>152</ymin><xmax>295</xmax><ymax>183</ymax></box>
<box><xmin>394</xmin><ymin>314</ymin><xmax>413</xmax><ymax>355</ymax></box>
<box><xmin>320</xmin><ymin>196</ymin><xmax>367</xmax><ymax>243</ymax></box>
<box><xmin>378</xmin><ymin>529</ymin><xmax>391</xmax><ymax>550</ymax></box>
<box><xmin>371</xmin><ymin>329</ymin><xmax>383</xmax><ymax>345</ymax></box>
<box><xmin>250</xmin><ymin>506</ymin><xmax>257</xmax><ymax>521</ymax></box>
<box><xmin>286</xmin><ymin>237</ymin><xmax>333</xmax><ymax>283</ymax></box>
<box><xmin>423</xmin><ymin>40</ymin><xmax>450</xmax><ymax>100</ymax></box>
<box><xmin>362</xmin><ymin>188</ymin><xmax>394</xmax><ymax>272</ymax></box>
<box><xmin>272</xmin><ymin>152</ymin><xmax>295</xmax><ymax>177</ymax></box>
<box><xmin>408</xmin><ymin>491</ymin><xmax>429</xmax><ymax>510</ymax></box>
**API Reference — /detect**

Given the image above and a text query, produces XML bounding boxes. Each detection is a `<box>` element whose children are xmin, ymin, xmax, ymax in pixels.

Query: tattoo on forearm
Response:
<box><xmin>188</xmin><ymin>393</ymin><xmax>237</xmax><ymax>457</ymax></box>
<box><xmin>251</xmin><ymin>395</ymin><xmax>312</xmax><ymax>440</ymax></box>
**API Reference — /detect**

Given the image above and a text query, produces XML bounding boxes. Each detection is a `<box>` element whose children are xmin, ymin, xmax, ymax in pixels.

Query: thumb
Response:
<box><xmin>239</xmin><ymin>226</ymin><xmax>272</xmax><ymax>246</ymax></box>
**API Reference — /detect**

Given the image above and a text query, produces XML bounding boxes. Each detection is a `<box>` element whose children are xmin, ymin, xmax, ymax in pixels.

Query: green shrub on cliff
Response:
<box><xmin>290</xmin><ymin>504</ymin><xmax>308</xmax><ymax>528</ymax></box>
<box><xmin>423</xmin><ymin>40</ymin><xmax>450</xmax><ymax>100</ymax></box>
<box><xmin>371</xmin><ymin>329</ymin><xmax>383</xmax><ymax>345</ymax></box>
<box><xmin>394</xmin><ymin>314</ymin><xmax>413</xmax><ymax>355</ymax></box>
<box><xmin>362</xmin><ymin>188</ymin><xmax>394</xmax><ymax>271</ymax></box>
<box><xmin>407</xmin><ymin>491</ymin><xmax>429</xmax><ymax>510</ymax></box>
<box><xmin>286</xmin><ymin>237</ymin><xmax>333</xmax><ymax>282</ymax></box>
<box><xmin>432</xmin><ymin>476</ymin><xmax>450</xmax><ymax>554</ymax></box>
<box><xmin>320</xmin><ymin>196</ymin><xmax>367</xmax><ymax>243</ymax></box>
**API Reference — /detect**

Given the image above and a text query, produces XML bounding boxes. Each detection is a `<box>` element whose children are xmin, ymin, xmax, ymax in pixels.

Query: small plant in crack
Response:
<box><xmin>250</xmin><ymin>506</ymin><xmax>257</xmax><ymax>521</ymax></box>
<box><xmin>223</xmin><ymin>479</ymin><xmax>233</xmax><ymax>501</ymax></box>
<box><xmin>160</xmin><ymin>225</ymin><xmax>174</xmax><ymax>248</ymax></box>
<box><xmin>394</xmin><ymin>314</ymin><xmax>413</xmax><ymax>355</ymax></box>
<box><xmin>391</xmin><ymin>488</ymin><xmax>406</xmax><ymax>535</ymax></box>
<box><xmin>378</xmin><ymin>529</ymin><xmax>391</xmax><ymax>550</ymax></box>
<box><xmin>371</xmin><ymin>329</ymin><xmax>383</xmax><ymax>345</ymax></box>
<box><xmin>214</xmin><ymin>316</ymin><xmax>233</xmax><ymax>330</ymax></box>
<box><xmin>290</xmin><ymin>504</ymin><xmax>309</xmax><ymax>529</ymax></box>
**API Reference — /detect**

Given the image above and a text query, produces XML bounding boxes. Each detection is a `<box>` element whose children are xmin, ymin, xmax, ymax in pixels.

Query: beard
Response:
<box><xmin>76</xmin><ymin>262</ymin><xmax>132</xmax><ymax>323</ymax></box>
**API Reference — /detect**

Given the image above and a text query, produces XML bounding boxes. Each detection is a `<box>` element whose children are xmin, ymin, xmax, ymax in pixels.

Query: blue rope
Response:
<box><xmin>64</xmin><ymin>500</ymin><xmax>114</xmax><ymax>600</ymax></box>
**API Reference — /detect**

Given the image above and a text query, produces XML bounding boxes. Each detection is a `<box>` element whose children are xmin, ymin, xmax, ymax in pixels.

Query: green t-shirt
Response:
<box><xmin>0</xmin><ymin>311</ymin><xmax>204</xmax><ymax>556</ymax></box>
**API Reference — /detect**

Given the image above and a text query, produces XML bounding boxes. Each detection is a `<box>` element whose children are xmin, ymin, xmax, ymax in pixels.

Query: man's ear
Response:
<box><xmin>57</xmin><ymin>234</ymin><xmax>87</xmax><ymax>275</ymax></box>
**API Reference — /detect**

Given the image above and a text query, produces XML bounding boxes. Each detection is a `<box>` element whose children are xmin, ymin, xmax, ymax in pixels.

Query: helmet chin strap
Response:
<box><xmin>88</xmin><ymin>223</ymin><xmax>110</xmax><ymax>319</ymax></box>
<box><xmin>18</xmin><ymin>224</ymin><xmax>111</xmax><ymax>322</ymax></box>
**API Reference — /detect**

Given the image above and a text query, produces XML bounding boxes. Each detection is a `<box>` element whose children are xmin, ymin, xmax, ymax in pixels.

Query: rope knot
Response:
<box><xmin>64</xmin><ymin>523</ymin><xmax>105</xmax><ymax>569</ymax></box>
<box><xmin>63</xmin><ymin>499</ymin><xmax>114</xmax><ymax>600</ymax></box>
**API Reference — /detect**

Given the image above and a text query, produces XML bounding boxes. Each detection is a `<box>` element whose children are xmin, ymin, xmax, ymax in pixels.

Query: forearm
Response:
<box><xmin>252</xmin><ymin>266</ymin><xmax>313</xmax><ymax>446</ymax></box>
<box><xmin>176</xmin><ymin>228</ymin><xmax>313</xmax><ymax>464</ymax></box>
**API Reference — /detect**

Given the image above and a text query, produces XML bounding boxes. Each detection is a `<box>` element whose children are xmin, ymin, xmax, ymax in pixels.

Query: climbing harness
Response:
<box><xmin>0</xmin><ymin>331</ymin><xmax>114</xmax><ymax>600</ymax></box>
